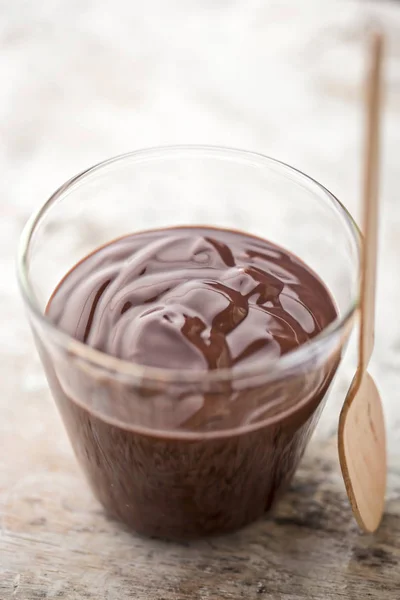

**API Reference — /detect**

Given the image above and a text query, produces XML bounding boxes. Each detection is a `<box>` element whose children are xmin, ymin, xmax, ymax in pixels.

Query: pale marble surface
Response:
<box><xmin>1</xmin><ymin>1</ymin><xmax>400</xmax><ymax>598</ymax></box>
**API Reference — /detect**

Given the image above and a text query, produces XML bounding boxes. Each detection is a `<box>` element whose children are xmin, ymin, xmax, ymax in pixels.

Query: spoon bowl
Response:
<box><xmin>339</xmin><ymin>370</ymin><xmax>386</xmax><ymax>532</ymax></box>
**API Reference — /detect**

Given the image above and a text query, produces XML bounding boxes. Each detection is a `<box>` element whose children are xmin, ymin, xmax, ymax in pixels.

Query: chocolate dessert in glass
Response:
<box><xmin>18</xmin><ymin>146</ymin><xmax>359</xmax><ymax>539</ymax></box>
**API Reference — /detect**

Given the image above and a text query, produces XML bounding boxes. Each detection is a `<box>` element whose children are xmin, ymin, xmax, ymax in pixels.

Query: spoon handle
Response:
<box><xmin>359</xmin><ymin>32</ymin><xmax>384</xmax><ymax>372</ymax></box>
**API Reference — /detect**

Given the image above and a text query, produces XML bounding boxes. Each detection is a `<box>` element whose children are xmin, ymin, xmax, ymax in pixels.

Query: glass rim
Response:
<box><xmin>17</xmin><ymin>144</ymin><xmax>361</xmax><ymax>385</ymax></box>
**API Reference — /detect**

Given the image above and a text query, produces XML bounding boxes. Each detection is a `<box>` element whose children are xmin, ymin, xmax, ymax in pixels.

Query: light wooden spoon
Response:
<box><xmin>338</xmin><ymin>31</ymin><xmax>386</xmax><ymax>533</ymax></box>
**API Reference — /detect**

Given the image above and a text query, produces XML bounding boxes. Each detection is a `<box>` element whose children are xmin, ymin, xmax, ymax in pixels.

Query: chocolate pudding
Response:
<box><xmin>43</xmin><ymin>226</ymin><xmax>339</xmax><ymax>538</ymax></box>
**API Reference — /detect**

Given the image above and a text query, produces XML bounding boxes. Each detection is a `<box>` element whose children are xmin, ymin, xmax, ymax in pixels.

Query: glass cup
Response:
<box><xmin>17</xmin><ymin>146</ymin><xmax>359</xmax><ymax>539</ymax></box>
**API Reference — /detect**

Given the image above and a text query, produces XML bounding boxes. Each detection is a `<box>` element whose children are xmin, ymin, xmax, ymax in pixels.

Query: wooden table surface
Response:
<box><xmin>2</xmin><ymin>1</ymin><xmax>400</xmax><ymax>598</ymax></box>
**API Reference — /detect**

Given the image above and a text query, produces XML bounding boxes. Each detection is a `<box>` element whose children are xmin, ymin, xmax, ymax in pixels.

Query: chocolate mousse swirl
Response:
<box><xmin>47</xmin><ymin>227</ymin><xmax>337</xmax><ymax>371</ymax></box>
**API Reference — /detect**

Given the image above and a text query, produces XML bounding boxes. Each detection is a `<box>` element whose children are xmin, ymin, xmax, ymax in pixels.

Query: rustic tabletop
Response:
<box><xmin>1</xmin><ymin>1</ymin><xmax>400</xmax><ymax>598</ymax></box>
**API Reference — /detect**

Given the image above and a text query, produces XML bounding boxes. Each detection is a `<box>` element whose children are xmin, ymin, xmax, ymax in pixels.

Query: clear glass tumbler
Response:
<box><xmin>17</xmin><ymin>146</ymin><xmax>360</xmax><ymax>539</ymax></box>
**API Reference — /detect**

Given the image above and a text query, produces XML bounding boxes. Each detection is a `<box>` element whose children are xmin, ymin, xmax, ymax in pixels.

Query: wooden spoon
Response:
<box><xmin>338</xmin><ymin>31</ymin><xmax>386</xmax><ymax>533</ymax></box>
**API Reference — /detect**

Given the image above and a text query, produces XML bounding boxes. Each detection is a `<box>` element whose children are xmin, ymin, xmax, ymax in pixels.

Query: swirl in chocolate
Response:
<box><xmin>47</xmin><ymin>227</ymin><xmax>337</xmax><ymax>371</ymax></box>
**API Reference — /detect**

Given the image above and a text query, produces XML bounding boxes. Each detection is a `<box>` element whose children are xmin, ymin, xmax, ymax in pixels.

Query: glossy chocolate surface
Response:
<box><xmin>48</xmin><ymin>227</ymin><xmax>336</xmax><ymax>371</ymax></box>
